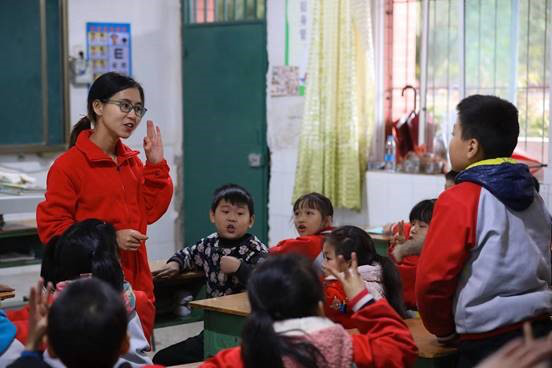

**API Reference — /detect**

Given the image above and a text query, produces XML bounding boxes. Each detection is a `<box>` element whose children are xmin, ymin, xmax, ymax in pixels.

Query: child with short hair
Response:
<box><xmin>322</xmin><ymin>226</ymin><xmax>408</xmax><ymax>328</ymax></box>
<box><xmin>388</xmin><ymin>199</ymin><xmax>436</xmax><ymax>310</ymax></box>
<box><xmin>7</xmin><ymin>219</ymin><xmax>153</xmax><ymax>367</ymax></box>
<box><xmin>151</xmin><ymin>184</ymin><xmax>268</xmax><ymax>365</ymax></box>
<box><xmin>416</xmin><ymin>95</ymin><xmax>552</xmax><ymax>367</ymax></box>
<box><xmin>202</xmin><ymin>253</ymin><xmax>417</xmax><ymax>368</ymax></box>
<box><xmin>270</xmin><ymin>192</ymin><xmax>333</xmax><ymax>261</ymax></box>
<box><xmin>8</xmin><ymin>278</ymin><xmax>159</xmax><ymax>368</ymax></box>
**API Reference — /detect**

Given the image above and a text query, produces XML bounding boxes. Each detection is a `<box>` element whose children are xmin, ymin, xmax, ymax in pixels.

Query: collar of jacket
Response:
<box><xmin>76</xmin><ymin>129</ymin><xmax>139</xmax><ymax>164</ymax></box>
<box><xmin>457</xmin><ymin>157</ymin><xmax>535</xmax><ymax>211</ymax></box>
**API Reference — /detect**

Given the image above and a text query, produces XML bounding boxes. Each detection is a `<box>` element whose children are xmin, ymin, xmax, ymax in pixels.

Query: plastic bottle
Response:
<box><xmin>384</xmin><ymin>135</ymin><xmax>396</xmax><ymax>171</ymax></box>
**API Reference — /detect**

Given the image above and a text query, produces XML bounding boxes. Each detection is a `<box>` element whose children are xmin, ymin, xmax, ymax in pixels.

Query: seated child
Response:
<box><xmin>151</xmin><ymin>184</ymin><xmax>268</xmax><ymax>365</ymax></box>
<box><xmin>202</xmin><ymin>253</ymin><xmax>417</xmax><ymax>368</ymax></box>
<box><xmin>0</xmin><ymin>310</ymin><xmax>24</xmax><ymax>366</ymax></box>
<box><xmin>322</xmin><ymin>226</ymin><xmax>408</xmax><ymax>329</ymax></box>
<box><xmin>388</xmin><ymin>199</ymin><xmax>436</xmax><ymax>310</ymax></box>
<box><xmin>270</xmin><ymin>192</ymin><xmax>333</xmax><ymax>261</ymax></box>
<box><xmin>8</xmin><ymin>278</ymin><xmax>160</xmax><ymax>368</ymax></box>
<box><xmin>416</xmin><ymin>95</ymin><xmax>552</xmax><ymax>366</ymax></box>
<box><xmin>7</xmin><ymin>219</ymin><xmax>153</xmax><ymax>367</ymax></box>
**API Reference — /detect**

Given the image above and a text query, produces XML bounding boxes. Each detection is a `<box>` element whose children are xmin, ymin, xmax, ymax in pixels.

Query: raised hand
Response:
<box><xmin>26</xmin><ymin>279</ymin><xmax>50</xmax><ymax>351</ymax></box>
<box><xmin>143</xmin><ymin>120</ymin><xmax>164</xmax><ymax>164</ymax></box>
<box><xmin>323</xmin><ymin>252</ymin><xmax>366</xmax><ymax>300</ymax></box>
<box><xmin>116</xmin><ymin>229</ymin><xmax>148</xmax><ymax>251</ymax></box>
<box><xmin>393</xmin><ymin>220</ymin><xmax>406</xmax><ymax>244</ymax></box>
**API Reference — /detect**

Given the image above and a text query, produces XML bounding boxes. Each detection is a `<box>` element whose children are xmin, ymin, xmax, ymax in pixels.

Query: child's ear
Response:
<box><xmin>119</xmin><ymin>334</ymin><xmax>130</xmax><ymax>356</ymax></box>
<box><xmin>248</xmin><ymin>214</ymin><xmax>255</xmax><ymax>228</ymax></box>
<box><xmin>466</xmin><ymin>138</ymin><xmax>483</xmax><ymax>161</ymax></box>
<box><xmin>322</xmin><ymin>216</ymin><xmax>333</xmax><ymax>228</ymax></box>
<box><xmin>209</xmin><ymin>210</ymin><xmax>215</xmax><ymax>224</ymax></box>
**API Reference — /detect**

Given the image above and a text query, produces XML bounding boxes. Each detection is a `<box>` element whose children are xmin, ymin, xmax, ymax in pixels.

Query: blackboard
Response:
<box><xmin>0</xmin><ymin>0</ymin><xmax>66</xmax><ymax>152</ymax></box>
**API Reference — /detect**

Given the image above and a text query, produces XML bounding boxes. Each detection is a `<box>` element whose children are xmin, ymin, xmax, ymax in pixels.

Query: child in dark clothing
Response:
<box><xmin>152</xmin><ymin>184</ymin><xmax>268</xmax><ymax>365</ymax></box>
<box><xmin>8</xmin><ymin>278</ymin><xmax>159</xmax><ymax>368</ymax></box>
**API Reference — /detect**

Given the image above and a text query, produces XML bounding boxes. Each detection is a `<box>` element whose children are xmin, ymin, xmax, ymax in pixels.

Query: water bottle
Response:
<box><xmin>384</xmin><ymin>135</ymin><xmax>396</xmax><ymax>171</ymax></box>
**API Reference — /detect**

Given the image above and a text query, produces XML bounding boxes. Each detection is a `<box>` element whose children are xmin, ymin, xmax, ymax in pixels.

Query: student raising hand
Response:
<box><xmin>25</xmin><ymin>279</ymin><xmax>51</xmax><ymax>352</ymax></box>
<box><xmin>323</xmin><ymin>252</ymin><xmax>366</xmax><ymax>300</ymax></box>
<box><xmin>143</xmin><ymin>120</ymin><xmax>164</xmax><ymax>164</ymax></box>
<box><xmin>475</xmin><ymin>336</ymin><xmax>552</xmax><ymax>368</ymax></box>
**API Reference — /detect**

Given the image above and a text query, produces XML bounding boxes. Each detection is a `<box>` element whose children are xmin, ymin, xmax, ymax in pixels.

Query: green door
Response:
<box><xmin>182</xmin><ymin>20</ymin><xmax>268</xmax><ymax>245</ymax></box>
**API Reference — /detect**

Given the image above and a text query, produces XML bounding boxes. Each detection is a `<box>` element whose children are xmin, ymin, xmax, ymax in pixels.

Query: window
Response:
<box><xmin>385</xmin><ymin>0</ymin><xmax>551</xmax><ymax>165</ymax></box>
<box><xmin>183</xmin><ymin>0</ymin><xmax>265</xmax><ymax>24</ymax></box>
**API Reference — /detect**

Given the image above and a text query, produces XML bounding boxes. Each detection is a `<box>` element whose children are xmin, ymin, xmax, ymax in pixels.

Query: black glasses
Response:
<box><xmin>104</xmin><ymin>99</ymin><xmax>147</xmax><ymax>117</ymax></box>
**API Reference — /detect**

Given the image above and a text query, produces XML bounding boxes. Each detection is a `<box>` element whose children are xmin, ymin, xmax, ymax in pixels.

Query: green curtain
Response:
<box><xmin>293</xmin><ymin>0</ymin><xmax>375</xmax><ymax>210</ymax></box>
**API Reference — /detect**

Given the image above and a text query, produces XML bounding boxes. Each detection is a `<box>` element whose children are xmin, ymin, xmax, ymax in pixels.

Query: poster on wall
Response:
<box><xmin>86</xmin><ymin>22</ymin><xmax>132</xmax><ymax>80</ymax></box>
<box><xmin>271</xmin><ymin>0</ymin><xmax>310</xmax><ymax>97</ymax></box>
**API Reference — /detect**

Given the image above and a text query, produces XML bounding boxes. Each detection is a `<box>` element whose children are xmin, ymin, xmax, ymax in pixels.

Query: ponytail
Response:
<box><xmin>40</xmin><ymin>236</ymin><xmax>59</xmax><ymax>286</ymax></box>
<box><xmin>376</xmin><ymin>254</ymin><xmax>409</xmax><ymax>318</ymax></box>
<box><xmin>242</xmin><ymin>255</ymin><xmax>327</xmax><ymax>368</ymax></box>
<box><xmin>69</xmin><ymin>116</ymin><xmax>92</xmax><ymax>148</ymax></box>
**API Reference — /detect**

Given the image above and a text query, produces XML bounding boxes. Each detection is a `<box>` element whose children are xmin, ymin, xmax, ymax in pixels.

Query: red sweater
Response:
<box><xmin>36</xmin><ymin>130</ymin><xmax>173</xmax><ymax>301</ymax></box>
<box><xmin>269</xmin><ymin>228</ymin><xmax>332</xmax><ymax>261</ymax></box>
<box><xmin>200</xmin><ymin>294</ymin><xmax>417</xmax><ymax>368</ymax></box>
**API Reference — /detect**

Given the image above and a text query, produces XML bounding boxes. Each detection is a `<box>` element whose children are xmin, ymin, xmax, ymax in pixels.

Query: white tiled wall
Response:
<box><xmin>366</xmin><ymin>171</ymin><xmax>445</xmax><ymax>226</ymax></box>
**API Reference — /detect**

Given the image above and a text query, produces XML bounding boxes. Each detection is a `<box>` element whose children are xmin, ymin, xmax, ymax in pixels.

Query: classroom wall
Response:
<box><xmin>0</xmin><ymin>0</ymin><xmax>182</xmax><ymax>262</ymax></box>
<box><xmin>265</xmin><ymin>0</ymin><xmax>369</xmax><ymax>245</ymax></box>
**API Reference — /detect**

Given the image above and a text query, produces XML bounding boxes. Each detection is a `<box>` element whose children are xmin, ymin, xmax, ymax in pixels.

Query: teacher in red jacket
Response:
<box><xmin>36</xmin><ymin>72</ymin><xmax>173</xmax><ymax>302</ymax></box>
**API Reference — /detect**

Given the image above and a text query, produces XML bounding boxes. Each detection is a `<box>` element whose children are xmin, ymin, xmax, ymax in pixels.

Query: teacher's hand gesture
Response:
<box><xmin>143</xmin><ymin>120</ymin><xmax>164</xmax><ymax>164</ymax></box>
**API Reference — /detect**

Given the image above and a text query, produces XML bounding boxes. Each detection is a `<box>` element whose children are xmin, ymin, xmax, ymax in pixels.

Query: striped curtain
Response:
<box><xmin>293</xmin><ymin>0</ymin><xmax>375</xmax><ymax>210</ymax></box>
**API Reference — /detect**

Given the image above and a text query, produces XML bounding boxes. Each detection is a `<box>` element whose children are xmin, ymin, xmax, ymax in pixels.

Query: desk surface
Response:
<box><xmin>404</xmin><ymin>318</ymin><xmax>457</xmax><ymax>358</ymax></box>
<box><xmin>190</xmin><ymin>292</ymin><xmax>250</xmax><ymax>317</ymax></box>
<box><xmin>168</xmin><ymin>363</ymin><xmax>202</xmax><ymax>368</ymax></box>
<box><xmin>191</xmin><ymin>292</ymin><xmax>456</xmax><ymax>358</ymax></box>
<box><xmin>0</xmin><ymin>218</ymin><xmax>37</xmax><ymax>237</ymax></box>
<box><xmin>149</xmin><ymin>260</ymin><xmax>204</xmax><ymax>281</ymax></box>
<box><xmin>0</xmin><ymin>284</ymin><xmax>15</xmax><ymax>301</ymax></box>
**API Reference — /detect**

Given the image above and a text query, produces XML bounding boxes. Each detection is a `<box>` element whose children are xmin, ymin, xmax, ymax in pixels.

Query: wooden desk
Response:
<box><xmin>0</xmin><ymin>284</ymin><xmax>15</xmax><ymax>301</ymax></box>
<box><xmin>149</xmin><ymin>260</ymin><xmax>204</xmax><ymax>283</ymax></box>
<box><xmin>191</xmin><ymin>293</ymin><xmax>457</xmax><ymax>367</ymax></box>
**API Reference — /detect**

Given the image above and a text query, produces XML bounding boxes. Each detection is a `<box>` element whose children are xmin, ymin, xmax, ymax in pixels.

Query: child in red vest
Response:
<box><xmin>322</xmin><ymin>226</ymin><xmax>408</xmax><ymax>329</ymax></box>
<box><xmin>270</xmin><ymin>192</ymin><xmax>333</xmax><ymax>261</ymax></box>
<box><xmin>388</xmin><ymin>199</ymin><xmax>436</xmax><ymax>310</ymax></box>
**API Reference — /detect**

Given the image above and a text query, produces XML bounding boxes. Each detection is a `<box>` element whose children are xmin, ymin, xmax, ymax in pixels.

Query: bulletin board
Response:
<box><xmin>86</xmin><ymin>22</ymin><xmax>132</xmax><ymax>79</ymax></box>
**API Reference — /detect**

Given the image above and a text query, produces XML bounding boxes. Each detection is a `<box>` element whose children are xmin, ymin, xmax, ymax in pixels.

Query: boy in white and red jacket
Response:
<box><xmin>416</xmin><ymin>95</ymin><xmax>552</xmax><ymax>367</ymax></box>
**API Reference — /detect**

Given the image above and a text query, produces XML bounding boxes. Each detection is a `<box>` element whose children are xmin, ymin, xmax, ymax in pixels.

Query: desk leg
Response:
<box><xmin>203</xmin><ymin>311</ymin><xmax>245</xmax><ymax>358</ymax></box>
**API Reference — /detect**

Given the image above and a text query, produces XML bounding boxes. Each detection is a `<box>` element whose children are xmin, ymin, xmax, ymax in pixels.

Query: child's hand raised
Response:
<box><xmin>26</xmin><ymin>278</ymin><xmax>51</xmax><ymax>351</ymax></box>
<box><xmin>393</xmin><ymin>220</ymin><xmax>406</xmax><ymax>244</ymax></box>
<box><xmin>323</xmin><ymin>252</ymin><xmax>366</xmax><ymax>300</ymax></box>
<box><xmin>220</xmin><ymin>256</ymin><xmax>241</xmax><ymax>274</ymax></box>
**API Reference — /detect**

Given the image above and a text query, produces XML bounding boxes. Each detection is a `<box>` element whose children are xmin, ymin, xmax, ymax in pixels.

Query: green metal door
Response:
<box><xmin>182</xmin><ymin>3</ymin><xmax>268</xmax><ymax>245</ymax></box>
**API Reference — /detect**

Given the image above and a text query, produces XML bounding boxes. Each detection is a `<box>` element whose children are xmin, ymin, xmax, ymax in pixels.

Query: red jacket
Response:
<box><xmin>387</xmin><ymin>223</ymin><xmax>419</xmax><ymax>310</ymax></box>
<box><xmin>269</xmin><ymin>228</ymin><xmax>332</xmax><ymax>261</ymax></box>
<box><xmin>200</xmin><ymin>293</ymin><xmax>417</xmax><ymax>368</ymax></box>
<box><xmin>36</xmin><ymin>130</ymin><xmax>173</xmax><ymax>301</ymax></box>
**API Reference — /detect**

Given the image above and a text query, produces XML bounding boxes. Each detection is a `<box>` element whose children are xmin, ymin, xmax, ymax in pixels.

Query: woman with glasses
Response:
<box><xmin>36</xmin><ymin>72</ymin><xmax>173</xmax><ymax>317</ymax></box>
